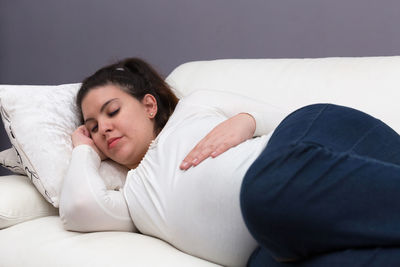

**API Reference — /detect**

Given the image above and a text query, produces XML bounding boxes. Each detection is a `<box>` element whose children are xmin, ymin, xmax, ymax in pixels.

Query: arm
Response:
<box><xmin>59</xmin><ymin>145</ymin><xmax>136</xmax><ymax>233</ymax></box>
<box><xmin>180</xmin><ymin>89</ymin><xmax>289</xmax><ymax>170</ymax></box>
<box><xmin>180</xmin><ymin>89</ymin><xmax>288</xmax><ymax>136</ymax></box>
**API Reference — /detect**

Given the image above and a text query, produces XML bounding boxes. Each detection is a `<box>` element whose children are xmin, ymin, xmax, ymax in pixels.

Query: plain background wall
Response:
<box><xmin>1</xmin><ymin>0</ymin><xmax>400</xmax><ymax>175</ymax></box>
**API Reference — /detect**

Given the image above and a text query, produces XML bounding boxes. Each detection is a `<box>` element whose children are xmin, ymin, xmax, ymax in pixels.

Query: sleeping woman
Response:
<box><xmin>59</xmin><ymin>58</ymin><xmax>400</xmax><ymax>266</ymax></box>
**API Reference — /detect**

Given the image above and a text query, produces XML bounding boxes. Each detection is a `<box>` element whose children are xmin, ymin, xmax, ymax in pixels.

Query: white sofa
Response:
<box><xmin>1</xmin><ymin>56</ymin><xmax>400</xmax><ymax>267</ymax></box>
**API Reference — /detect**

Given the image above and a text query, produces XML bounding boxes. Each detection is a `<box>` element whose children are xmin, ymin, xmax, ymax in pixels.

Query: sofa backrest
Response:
<box><xmin>166</xmin><ymin>56</ymin><xmax>400</xmax><ymax>133</ymax></box>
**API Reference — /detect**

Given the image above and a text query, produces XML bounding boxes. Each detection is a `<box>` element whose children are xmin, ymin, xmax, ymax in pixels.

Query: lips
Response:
<box><xmin>107</xmin><ymin>137</ymin><xmax>122</xmax><ymax>149</ymax></box>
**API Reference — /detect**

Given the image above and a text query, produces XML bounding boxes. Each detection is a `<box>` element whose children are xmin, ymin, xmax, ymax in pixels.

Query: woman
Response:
<box><xmin>60</xmin><ymin>58</ymin><xmax>400</xmax><ymax>266</ymax></box>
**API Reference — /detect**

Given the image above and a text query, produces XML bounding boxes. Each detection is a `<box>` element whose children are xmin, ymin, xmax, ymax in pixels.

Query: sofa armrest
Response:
<box><xmin>0</xmin><ymin>175</ymin><xmax>58</xmax><ymax>229</ymax></box>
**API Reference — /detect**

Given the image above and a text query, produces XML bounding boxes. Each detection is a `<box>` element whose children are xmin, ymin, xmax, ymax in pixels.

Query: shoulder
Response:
<box><xmin>173</xmin><ymin>90</ymin><xmax>222</xmax><ymax>115</ymax></box>
<box><xmin>179</xmin><ymin>89</ymin><xmax>215</xmax><ymax>104</ymax></box>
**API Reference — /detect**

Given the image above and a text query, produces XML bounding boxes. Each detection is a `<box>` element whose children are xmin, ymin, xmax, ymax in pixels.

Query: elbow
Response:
<box><xmin>59</xmin><ymin>197</ymin><xmax>93</xmax><ymax>232</ymax></box>
<box><xmin>59</xmin><ymin>194</ymin><xmax>137</xmax><ymax>233</ymax></box>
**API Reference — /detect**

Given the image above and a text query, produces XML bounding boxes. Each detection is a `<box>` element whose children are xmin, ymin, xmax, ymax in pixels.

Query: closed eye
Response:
<box><xmin>108</xmin><ymin>108</ymin><xmax>120</xmax><ymax>117</ymax></box>
<box><xmin>90</xmin><ymin>109</ymin><xmax>119</xmax><ymax>133</ymax></box>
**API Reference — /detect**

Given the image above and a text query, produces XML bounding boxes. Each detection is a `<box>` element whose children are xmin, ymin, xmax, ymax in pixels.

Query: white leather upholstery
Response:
<box><xmin>0</xmin><ymin>175</ymin><xmax>57</xmax><ymax>229</ymax></box>
<box><xmin>0</xmin><ymin>216</ymin><xmax>219</xmax><ymax>267</ymax></box>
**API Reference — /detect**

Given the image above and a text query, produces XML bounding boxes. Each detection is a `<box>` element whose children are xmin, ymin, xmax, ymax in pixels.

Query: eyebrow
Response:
<box><xmin>84</xmin><ymin>98</ymin><xmax>119</xmax><ymax>124</ymax></box>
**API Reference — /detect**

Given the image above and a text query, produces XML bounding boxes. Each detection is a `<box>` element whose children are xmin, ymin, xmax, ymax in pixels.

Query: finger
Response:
<box><xmin>179</xmin><ymin>160</ymin><xmax>192</xmax><ymax>170</ymax></box>
<box><xmin>188</xmin><ymin>144</ymin><xmax>216</xmax><ymax>169</ymax></box>
<box><xmin>75</xmin><ymin>128</ymin><xmax>88</xmax><ymax>138</ymax></box>
<box><xmin>180</xmin><ymin>150</ymin><xmax>195</xmax><ymax>170</ymax></box>
<box><xmin>79</xmin><ymin>125</ymin><xmax>90</xmax><ymax>137</ymax></box>
<box><xmin>180</xmin><ymin>143</ymin><xmax>214</xmax><ymax>170</ymax></box>
<box><xmin>210</xmin><ymin>142</ymin><xmax>231</xmax><ymax>158</ymax></box>
<box><xmin>75</xmin><ymin>126</ymin><xmax>84</xmax><ymax>134</ymax></box>
<box><xmin>180</xmin><ymin>138</ymin><xmax>207</xmax><ymax>169</ymax></box>
<box><xmin>191</xmin><ymin>147</ymin><xmax>214</xmax><ymax>167</ymax></box>
<box><xmin>180</xmin><ymin>144</ymin><xmax>199</xmax><ymax>170</ymax></box>
<box><xmin>83</xmin><ymin>127</ymin><xmax>90</xmax><ymax>137</ymax></box>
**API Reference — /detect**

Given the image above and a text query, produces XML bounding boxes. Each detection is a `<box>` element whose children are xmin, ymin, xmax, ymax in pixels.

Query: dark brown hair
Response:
<box><xmin>77</xmin><ymin>58</ymin><xmax>179</xmax><ymax>135</ymax></box>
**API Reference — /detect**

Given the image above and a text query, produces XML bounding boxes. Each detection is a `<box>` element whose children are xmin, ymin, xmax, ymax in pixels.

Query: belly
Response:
<box><xmin>163</xmin><ymin>136</ymin><xmax>269</xmax><ymax>266</ymax></box>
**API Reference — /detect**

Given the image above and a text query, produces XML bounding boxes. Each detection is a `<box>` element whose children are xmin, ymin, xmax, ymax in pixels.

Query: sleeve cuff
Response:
<box><xmin>244</xmin><ymin>111</ymin><xmax>270</xmax><ymax>137</ymax></box>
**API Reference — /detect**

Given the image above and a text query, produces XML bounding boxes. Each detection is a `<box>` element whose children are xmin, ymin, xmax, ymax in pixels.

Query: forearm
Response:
<box><xmin>181</xmin><ymin>89</ymin><xmax>289</xmax><ymax>136</ymax></box>
<box><xmin>59</xmin><ymin>145</ymin><xmax>136</xmax><ymax>232</ymax></box>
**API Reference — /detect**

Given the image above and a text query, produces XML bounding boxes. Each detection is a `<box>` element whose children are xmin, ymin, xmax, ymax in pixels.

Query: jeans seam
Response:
<box><xmin>299</xmin><ymin>141</ymin><xmax>400</xmax><ymax>169</ymax></box>
<box><xmin>294</xmin><ymin>104</ymin><xmax>330</xmax><ymax>145</ymax></box>
<box><xmin>347</xmin><ymin>123</ymin><xmax>380</xmax><ymax>153</ymax></box>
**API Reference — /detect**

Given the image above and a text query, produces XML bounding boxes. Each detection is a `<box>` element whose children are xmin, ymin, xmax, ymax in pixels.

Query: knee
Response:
<box><xmin>240</xmin><ymin>169</ymin><xmax>309</xmax><ymax>261</ymax></box>
<box><xmin>240</xmin><ymin>144</ymin><xmax>322</xmax><ymax>233</ymax></box>
<box><xmin>240</xmin><ymin>166</ymin><xmax>296</xmax><ymax>234</ymax></box>
<box><xmin>241</xmin><ymin>179</ymin><xmax>300</xmax><ymax>229</ymax></box>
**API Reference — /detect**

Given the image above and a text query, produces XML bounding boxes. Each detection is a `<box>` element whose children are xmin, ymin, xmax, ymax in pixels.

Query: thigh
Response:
<box><xmin>266</xmin><ymin>103</ymin><xmax>400</xmax><ymax>165</ymax></box>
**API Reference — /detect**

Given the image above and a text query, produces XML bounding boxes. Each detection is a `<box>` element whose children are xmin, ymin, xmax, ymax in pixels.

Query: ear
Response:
<box><xmin>141</xmin><ymin>94</ymin><xmax>158</xmax><ymax>119</ymax></box>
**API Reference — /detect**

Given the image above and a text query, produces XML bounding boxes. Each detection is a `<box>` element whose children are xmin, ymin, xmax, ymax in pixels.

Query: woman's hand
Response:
<box><xmin>180</xmin><ymin>113</ymin><xmax>256</xmax><ymax>170</ymax></box>
<box><xmin>72</xmin><ymin>125</ymin><xmax>108</xmax><ymax>161</ymax></box>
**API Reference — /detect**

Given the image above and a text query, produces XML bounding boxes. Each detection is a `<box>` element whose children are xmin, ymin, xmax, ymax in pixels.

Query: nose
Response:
<box><xmin>98</xmin><ymin>118</ymin><xmax>113</xmax><ymax>135</ymax></box>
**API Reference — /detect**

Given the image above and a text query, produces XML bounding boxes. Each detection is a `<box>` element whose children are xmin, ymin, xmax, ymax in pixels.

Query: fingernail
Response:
<box><xmin>181</xmin><ymin>161</ymin><xmax>188</xmax><ymax>169</ymax></box>
<box><xmin>211</xmin><ymin>151</ymin><xmax>217</xmax><ymax>157</ymax></box>
<box><xmin>192</xmin><ymin>158</ymin><xmax>199</xmax><ymax>165</ymax></box>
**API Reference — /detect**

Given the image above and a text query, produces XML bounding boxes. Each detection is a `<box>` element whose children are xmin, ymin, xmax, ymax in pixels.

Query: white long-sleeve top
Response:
<box><xmin>59</xmin><ymin>90</ymin><xmax>288</xmax><ymax>267</ymax></box>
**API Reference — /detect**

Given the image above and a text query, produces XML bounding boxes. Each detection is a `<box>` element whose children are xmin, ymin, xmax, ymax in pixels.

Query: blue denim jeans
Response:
<box><xmin>240</xmin><ymin>104</ymin><xmax>400</xmax><ymax>266</ymax></box>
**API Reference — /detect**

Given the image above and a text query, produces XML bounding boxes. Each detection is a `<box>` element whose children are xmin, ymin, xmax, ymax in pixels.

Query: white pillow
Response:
<box><xmin>0</xmin><ymin>84</ymin><xmax>128</xmax><ymax>207</ymax></box>
<box><xmin>0</xmin><ymin>148</ymin><xmax>25</xmax><ymax>175</ymax></box>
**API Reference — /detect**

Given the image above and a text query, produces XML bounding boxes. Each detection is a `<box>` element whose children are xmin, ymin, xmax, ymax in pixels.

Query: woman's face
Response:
<box><xmin>81</xmin><ymin>84</ymin><xmax>157</xmax><ymax>169</ymax></box>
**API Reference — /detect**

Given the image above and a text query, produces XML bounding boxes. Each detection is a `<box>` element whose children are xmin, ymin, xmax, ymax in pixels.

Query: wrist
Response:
<box><xmin>238</xmin><ymin>113</ymin><xmax>256</xmax><ymax>135</ymax></box>
<box><xmin>72</xmin><ymin>142</ymin><xmax>89</xmax><ymax>148</ymax></box>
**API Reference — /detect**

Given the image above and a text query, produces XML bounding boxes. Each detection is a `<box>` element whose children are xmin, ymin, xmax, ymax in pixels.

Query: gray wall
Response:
<box><xmin>1</xmin><ymin>0</ymin><xmax>400</xmax><ymax>175</ymax></box>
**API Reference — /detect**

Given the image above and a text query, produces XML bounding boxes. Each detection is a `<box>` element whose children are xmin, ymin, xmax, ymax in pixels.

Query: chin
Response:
<box><xmin>109</xmin><ymin>155</ymin><xmax>127</xmax><ymax>165</ymax></box>
<box><xmin>110</xmin><ymin>150</ymin><xmax>135</xmax><ymax>167</ymax></box>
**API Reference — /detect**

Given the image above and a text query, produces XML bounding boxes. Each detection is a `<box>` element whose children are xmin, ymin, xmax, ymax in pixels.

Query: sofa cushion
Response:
<box><xmin>0</xmin><ymin>148</ymin><xmax>25</xmax><ymax>175</ymax></box>
<box><xmin>166</xmin><ymin>56</ymin><xmax>400</xmax><ymax>133</ymax></box>
<box><xmin>0</xmin><ymin>175</ymin><xmax>58</xmax><ymax>229</ymax></box>
<box><xmin>0</xmin><ymin>84</ymin><xmax>129</xmax><ymax>207</ymax></box>
<box><xmin>0</xmin><ymin>216</ymin><xmax>219</xmax><ymax>267</ymax></box>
